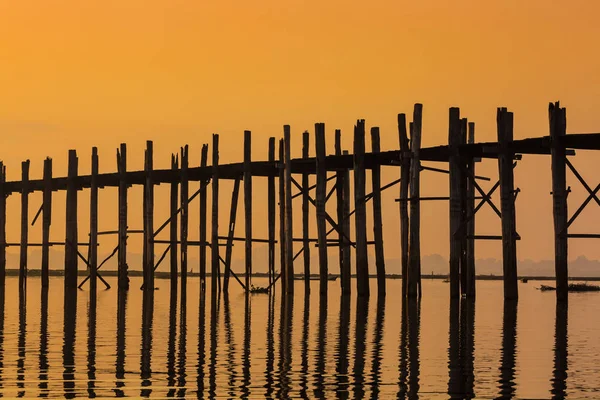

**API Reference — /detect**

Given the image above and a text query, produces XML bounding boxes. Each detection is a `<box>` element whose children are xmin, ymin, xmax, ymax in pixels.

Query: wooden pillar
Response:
<box><xmin>267</xmin><ymin>138</ymin><xmax>276</xmax><ymax>287</ymax></box>
<box><xmin>302</xmin><ymin>131</ymin><xmax>311</xmax><ymax>292</ymax></box>
<box><xmin>459</xmin><ymin>118</ymin><xmax>468</xmax><ymax>296</ymax></box>
<box><xmin>398</xmin><ymin>114</ymin><xmax>410</xmax><ymax>297</ymax></box>
<box><xmin>550</xmin><ymin>102</ymin><xmax>568</xmax><ymax>302</ymax></box>
<box><xmin>19</xmin><ymin>160</ymin><xmax>30</xmax><ymax>290</ymax></box>
<box><xmin>199</xmin><ymin>144</ymin><xmax>208</xmax><ymax>288</ymax></box>
<box><xmin>315</xmin><ymin>123</ymin><xmax>328</xmax><ymax>295</ymax></box>
<box><xmin>41</xmin><ymin>158</ymin><xmax>52</xmax><ymax>289</ymax></box>
<box><xmin>65</xmin><ymin>150</ymin><xmax>78</xmax><ymax>290</ymax></box>
<box><xmin>371</xmin><ymin>127</ymin><xmax>385</xmax><ymax>296</ymax></box>
<box><xmin>0</xmin><ymin>162</ymin><xmax>5</xmax><ymax>288</ymax></box>
<box><xmin>409</xmin><ymin>104</ymin><xmax>423</xmax><ymax>298</ymax></box>
<box><xmin>180</xmin><ymin>145</ymin><xmax>189</xmax><ymax>285</ymax></box>
<box><xmin>336</xmin><ymin>131</ymin><xmax>349</xmax><ymax>295</ymax></box>
<box><xmin>244</xmin><ymin>131</ymin><xmax>253</xmax><ymax>290</ymax></box>
<box><xmin>89</xmin><ymin>148</ymin><xmax>99</xmax><ymax>292</ymax></box>
<box><xmin>354</xmin><ymin>120</ymin><xmax>369</xmax><ymax>297</ymax></box>
<box><xmin>223</xmin><ymin>178</ymin><xmax>241</xmax><ymax>293</ymax></box>
<box><xmin>170</xmin><ymin>154</ymin><xmax>179</xmax><ymax>289</ymax></box>
<box><xmin>211</xmin><ymin>134</ymin><xmax>220</xmax><ymax>294</ymax></box>
<box><xmin>497</xmin><ymin>108</ymin><xmax>518</xmax><ymax>300</ymax></box>
<box><xmin>117</xmin><ymin>144</ymin><xmax>129</xmax><ymax>290</ymax></box>
<box><xmin>448</xmin><ymin>108</ymin><xmax>462</xmax><ymax>299</ymax></box>
<box><xmin>284</xmin><ymin>126</ymin><xmax>294</xmax><ymax>294</ymax></box>
<box><xmin>278</xmin><ymin>139</ymin><xmax>286</xmax><ymax>292</ymax></box>
<box><xmin>465</xmin><ymin>122</ymin><xmax>476</xmax><ymax>298</ymax></box>
<box><xmin>144</xmin><ymin>141</ymin><xmax>154</xmax><ymax>291</ymax></box>
<box><xmin>341</xmin><ymin>150</ymin><xmax>351</xmax><ymax>295</ymax></box>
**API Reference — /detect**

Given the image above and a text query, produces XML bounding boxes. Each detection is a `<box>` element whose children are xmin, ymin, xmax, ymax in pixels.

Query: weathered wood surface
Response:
<box><xmin>180</xmin><ymin>145</ymin><xmax>189</xmax><ymax>285</ymax></box>
<box><xmin>284</xmin><ymin>126</ymin><xmax>294</xmax><ymax>294</ymax></box>
<box><xmin>398</xmin><ymin>114</ymin><xmax>410</xmax><ymax>297</ymax></box>
<box><xmin>371</xmin><ymin>127</ymin><xmax>386</xmax><ymax>296</ymax></box>
<box><xmin>170</xmin><ymin>155</ymin><xmax>179</xmax><ymax>289</ymax></box>
<box><xmin>117</xmin><ymin>144</ymin><xmax>129</xmax><ymax>290</ymax></box>
<box><xmin>65</xmin><ymin>150</ymin><xmax>78</xmax><ymax>290</ymax></box>
<box><xmin>199</xmin><ymin>144</ymin><xmax>208</xmax><ymax>288</ymax></box>
<box><xmin>211</xmin><ymin>134</ymin><xmax>220</xmax><ymax>294</ymax></box>
<box><xmin>89</xmin><ymin>148</ymin><xmax>99</xmax><ymax>292</ymax></box>
<box><xmin>244</xmin><ymin>131</ymin><xmax>253</xmax><ymax>290</ymax></box>
<box><xmin>465</xmin><ymin>122</ymin><xmax>476</xmax><ymax>298</ymax></box>
<box><xmin>0</xmin><ymin>162</ymin><xmax>5</xmax><ymax>287</ymax></box>
<box><xmin>19</xmin><ymin>160</ymin><xmax>30</xmax><ymax>290</ymax></box>
<box><xmin>354</xmin><ymin>120</ymin><xmax>369</xmax><ymax>297</ymax></box>
<box><xmin>448</xmin><ymin>108</ymin><xmax>462</xmax><ymax>299</ymax></box>
<box><xmin>278</xmin><ymin>139</ymin><xmax>286</xmax><ymax>292</ymax></box>
<box><xmin>409</xmin><ymin>104</ymin><xmax>423</xmax><ymax>298</ymax></box>
<box><xmin>315</xmin><ymin>123</ymin><xmax>328</xmax><ymax>295</ymax></box>
<box><xmin>302</xmin><ymin>131</ymin><xmax>311</xmax><ymax>293</ymax></box>
<box><xmin>143</xmin><ymin>141</ymin><xmax>154</xmax><ymax>291</ymax></box>
<box><xmin>267</xmin><ymin>138</ymin><xmax>276</xmax><ymax>287</ymax></box>
<box><xmin>42</xmin><ymin>158</ymin><xmax>52</xmax><ymax>288</ymax></box>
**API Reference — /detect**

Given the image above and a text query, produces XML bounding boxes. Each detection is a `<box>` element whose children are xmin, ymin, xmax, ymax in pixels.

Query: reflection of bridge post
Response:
<box><xmin>353</xmin><ymin>296</ymin><xmax>369</xmax><ymax>398</ymax></box>
<box><xmin>551</xmin><ymin>301</ymin><xmax>568</xmax><ymax>399</ymax></box>
<box><xmin>166</xmin><ymin>287</ymin><xmax>177</xmax><ymax>395</ymax></box>
<box><xmin>314</xmin><ymin>294</ymin><xmax>327</xmax><ymax>398</ymax></box>
<box><xmin>498</xmin><ymin>300</ymin><xmax>517</xmax><ymax>398</ymax></box>
<box><xmin>407</xmin><ymin>298</ymin><xmax>421</xmax><ymax>398</ymax></box>
<box><xmin>241</xmin><ymin>293</ymin><xmax>251</xmax><ymax>398</ymax></box>
<box><xmin>63</xmin><ymin>288</ymin><xmax>77</xmax><ymax>399</ymax></box>
<box><xmin>336</xmin><ymin>295</ymin><xmax>351</xmax><ymax>398</ymax></box>
<box><xmin>86</xmin><ymin>292</ymin><xmax>97</xmax><ymax>397</ymax></box>
<box><xmin>370</xmin><ymin>295</ymin><xmax>385</xmax><ymax>397</ymax></box>
<box><xmin>196</xmin><ymin>288</ymin><xmax>206</xmax><ymax>396</ymax></box>
<box><xmin>277</xmin><ymin>295</ymin><xmax>293</xmax><ymax>398</ymax></box>
<box><xmin>140</xmin><ymin>290</ymin><xmax>154</xmax><ymax>397</ymax></box>
<box><xmin>17</xmin><ymin>288</ymin><xmax>26</xmax><ymax>397</ymax></box>
<box><xmin>114</xmin><ymin>290</ymin><xmax>127</xmax><ymax>397</ymax></box>
<box><xmin>38</xmin><ymin>288</ymin><xmax>49</xmax><ymax>396</ymax></box>
<box><xmin>264</xmin><ymin>293</ymin><xmax>275</xmax><ymax>398</ymax></box>
<box><xmin>176</xmin><ymin>286</ymin><xmax>188</xmax><ymax>398</ymax></box>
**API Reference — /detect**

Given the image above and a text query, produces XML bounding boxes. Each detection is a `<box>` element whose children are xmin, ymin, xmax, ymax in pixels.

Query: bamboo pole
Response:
<box><xmin>371</xmin><ymin>127</ymin><xmax>385</xmax><ymax>296</ymax></box>
<box><xmin>284</xmin><ymin>125</ymin><xmax>294</xmax><ymax>294</ymax></box>
<box><xmin>342</xmin><ymin>150</ymin><xmax>351</xmax><ymax>295</ymax></box>
<box><xmin>41</xmin><ymin>158</ymin><xmax>52</xmax><ymax>289</ymax></box>
<box><xmin>223</xmin><ymin>178</ymin><xmax>241</xmax><ymax>293</ymax></box>
<box><xmin>466</xmin><ymin>122</ymin><xmax>476</xmax><ymax>298</ymax></box>
<box><xmin>268</xmin><ymin>138</ymin><xmax>276</xmax><ymax>287</ymax></box>
<box><xmin>65</xmin><ymin>150</ymin><xmax>78</xmax><ymax>290</ymax></box>
<box><xmin>180</xmin><ymin>145</ymin><xmax>189</xmax><ymax>286</ymax></box>
<box><xmin>448</xmin><ymin>108</ymin><xmax>462</xmax><ymax>299</ymax></box>
<box><xmin>170</xmin><ymin>154</ymin><xmax>179</xmax><ymax>289</ymax></box>
<box><xmin>0</xmin><ymin>162</ymin><xmax>5</xmax><ymax>288</ymax></box>
<box><xmin>199</xmin><ymin>144</ymin><xmax>208</xmax><ymax>289</ymax></box>
<box><xmin>497</xmin><ymin>108</ymin><xmax>518</xmax><ymax>300</ymax></box>
<box><xmin>398</xmin><ymin>114</ymin><xmax>410</xmax><ymax>297</ymax></box>
<box><xmin>244</xmin><ymin>131</ymin><xmax>252</xmax><ymax>290</ymax></box>
<box><xmin>19</xmin><ymin>160</ymin><xmax>30</xmax><ymax>290</ymax></box>
<box><xmin>279</xmin><ymin>139</ymin><xmax>286</xmax><ymax>292</ymax></box>
<box><xmin>315</xmin><ymin>123</ymin><xmax>328</xmax><ymax>295</ymax></box>
<box><xmin>211</xmin><ymin>135</ymin><xmax>220</xmax><ymax>295</ymax></box>
<box><xmin>550</xmin><ymin>102</ymin><xmax>568</xmax><ymax>302</ymax></box>
<box><xmin>117</xmin><ymin>144</ymin><xmax>128</xmax><ymax>290</ymax></box>
<box><xmin>144</xmin><ymin>141</ymin><xmax>154</xmax><ymax>291</ymax></box>
<box><xmin>302</xmin><ymin>131</ymin><xmax>311</xmax><ymax>292</ymax></box>
<box><xmin>89</xmin><ymin>148</ymin><xmax>99</xmax><ymax>293</ymax></box>
<box><xmin>354</xmin><ymin>120</ymin><xmax>369</xmax><ymax>297</ymax></box>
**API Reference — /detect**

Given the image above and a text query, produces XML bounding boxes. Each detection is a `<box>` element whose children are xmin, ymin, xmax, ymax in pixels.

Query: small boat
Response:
<box><xmin>538</xmin><ymin>282</ymin><xmax>600</xmax><ymax>292</ymax></box>
<box><xmin>293</xmin><ymin>275</ymin><xmax>338</xmax><ymax>281</ymax></box>
<box><xmin>249</xmin><ymin>285</ymin><xmax>269</xmax><ymax>294</ymax></box>
<box><xmin>327</xmin><ymin>275</ymin><xmax>338</xmax><ymax>281</ymax></box>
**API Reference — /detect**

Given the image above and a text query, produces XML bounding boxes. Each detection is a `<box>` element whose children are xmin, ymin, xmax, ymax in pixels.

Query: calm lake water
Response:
<box><xmin>0</xmin><ymin>276</ymin><xmax>598</xmax><ymax>398</ymax></box>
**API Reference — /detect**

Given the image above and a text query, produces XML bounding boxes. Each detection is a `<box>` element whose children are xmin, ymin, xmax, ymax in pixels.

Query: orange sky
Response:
<box><xmin>1</xmin><ymin>1</ymin><xmax>600</xmax><ymax>270</ymax></box>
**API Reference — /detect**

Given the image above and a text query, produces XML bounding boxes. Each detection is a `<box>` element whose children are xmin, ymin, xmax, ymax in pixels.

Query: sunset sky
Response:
<box><xmin>1</xmin><ymin>1</ymin><xmax>600</xmax><ymax>271</ymax></box>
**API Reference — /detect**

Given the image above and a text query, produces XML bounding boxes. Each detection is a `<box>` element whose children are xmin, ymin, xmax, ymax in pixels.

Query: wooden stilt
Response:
<box><xmin>409</xmin><ymin>104</ymin><xmax>423</xmax><ymax>298</ymax></box>
<box><xmin>465</xmin><ymin>122</ymin><xmax>476</xmax><ymax>298</ymax></box>
<box><xmin>268</xmin><ymin>138</ymin><xmax>276</xmax><ymax>288</ymax></box>
<box><xmin>315</xmin><ymin>123</ymin><xmax>328</xmax><ymax>295</ymax></box>
<box><xmin>550</xmin><ymin>102</ymin><xmax>568</xmax><ymax>302</ymax></box>
<box><xmin>448</xmin><ymin>108</ymin><xmax>462</xmax><ymax>299</ymax></box>
<box><xmin>180</xmin><ymin>145</ymin><xmax>189</xmax><ymax>285</ymax></box>
<box><xmin>244</xmin><ymin>131</ymin><xmax>252</xmax><ymax>290</ymax></box>
<box><xmin>117</xmin><ymin>144</ymin><xmax>129</xmax><ymax>290</ymax></box>
<box><xmin>302</xmin><ymin>131</ymin><xmax>311</xmax><ymax>293</ymax></box>
<box><xmin>0</xmin><ymin>162</ymin><xmax>5</xmax><ymax>288</ymax></box>
<box><xmin>144</xmin><ymin>141</ymin><xmax>154</xmax><ymax>291</ymax></box>
<box><xmin>279</xmin><ymin>139</ymin><xmax>286</xmax><ymax>292</ymax></box>
<box><xmin>170</xmin><ymin>154</ymin><xmax>179</xmax><ymax>289</ymax></box>
<box><xmin>459</xmin><ymin>118</ymin><xmax>468</xmax><ymax>296</ymax></box>
<box><xmin>398</xmin><ymin>114</ymin><xmax>410</xmax><ymax>297</ymax></box>
<box><xmin>19</xmin><ymin>160</ymin><xmax>30</xmax><ymax>290</ymax></box>
<box><xmin>223</xmin><ymin>178</ymin><xmax>241</xmax><ymax>293</ymax></box>
<box><xmin>199</xmin><ymin>144</ymin><xmax>208</xmax><ymax>289</ymax></box>
<box><xmin>354</xmin><ymin>120</ymin><xmax>369</xmax><ymax>297</ymax></box>
<box><xmin>284</xmin><ymin>126</ymin><xmax>294</xmax><ymax>294</ymax></box>
<box><xmin>41</xmin><ymin>158</ymin><xmax>52</xmax><ymax>289</ymax></box>
<box><xmin>341</xmin><ymin>150</ymin><xmax>351</xmax><ymax>295</ymax></box>
<box><xmin>211</xmin><ymin>135</ymin><xmax>220</xmax><ymax>294</ymax></box>
<box><xmin>370</xmin><ymin>127</ymin><xmax>386</xmax><ymax>296</ymax></box>
<box><xmin>497</xmin><ymin>108</ymin><xmax>518</xmax><ymax>300</ymax></box>
<box><xmin>335</xmin><ymin>131</ymin><xmax>349</xmax><ymax>295</ymax></box>
<box><xmin>89</xmin><ymin>148</ymin><xmax>99</xmax><ymax>292</ymax></box>
<box><xmin>65</xmin><ymin>150</ymin><xmax>78</xmax><ymax>290</ymax></box>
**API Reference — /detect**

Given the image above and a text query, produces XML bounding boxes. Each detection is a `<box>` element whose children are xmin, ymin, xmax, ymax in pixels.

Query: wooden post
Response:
<box><xmin>550</xmin><ymin>102</ymin><xmax>568</xmax><ymax>302</ymax></box>
<box><xmin>371</xmin><ymin>127</ymin><xmax>385</xmax><ymax>296</ymax></box>
<box><xmin>398</xmin><ymin>114</ymin><xmax>410</xmax><ymax>297</ymax></box>
<box><xmin>279</xmin><ymin>139</ymin><xmax>286</xmax><ymax>292</ymax></box>
<box><xmin>89</xmin><ymin>148</ymin><xmax>99</xmax><ymax>292</ymax></box>
<box><xmin>144</xmin><ymin>141</ymin><xmax>154</xmax><ymax>291</ymax></box>
<box><xmin>409</xmin><ymin>104</ymin><xmax>423</xmax><ymax>298</ymax></box>
<box><xmin>302</xmin><ymin>131</ymin><xmax>311</xmax><ymax>292</ymax></box>
<box><xmin>465</xmin><ymin>122</ymin><xmax>476</xmax><ymax>298</ymax></box>
<box><xmin>211</xmin><ymin>134</ymin><xmax>220</xmax><ymax>295</ymax></box>
<box><xmin>284</xmin><ymin>126</ymin><xmax>294</xmax><ymax>294</ymax></box>
<box><xmin>41</xmin><ymin>158</ymin><xmax>52</xmax><ymax>288</ymax></box>
<box><xmin>315</xmin><ymin>123</ymin><xmax>328</xmax><ymax>295</ymax></box>
<box><xmin>448</xmin><ymin>108</ymin><xmax>462</xmax><ymax>299</ymax></box>
<box><xmin>0</xmin><ymin>162</ymin><xmax>5</xmax><ymax>288</ymax></box>
<box><xmin>335</xmin><ymin>131</ymin><xmax>349</xmax><ymax>295</ymax></box>
<box><xmin>117</xmin><ymin>144</ymin><xmax>128</xmax><ymax>290</ymax></box>
<box><xmin>244</xmin><ymin>131</ymin><xmax>253</xmax><ymax>290</ymax></box>
<box><xmin>180</xmin><ymin>145</ymin><xmax>189</xmax><ymax>285</ymax></box>
<box><xmin>65</xmin><ymin>150</ymin><xmax>78</xmax><ymax>290</ymax></box>
<box><xmin>19</xmin><ymin>160</ymin><xmax>30</xmax><ymax>290</ymax></box>
<box><xmin>459</xmin><ymin>118</ymin><xmax>468</xmax><ymax>296</ymax></box>
<box><xmin>497</xmin><ymin>108</ymin><xmax>518</xmax><ymax>300</ymax></box>
<box><xmin>268</xmin><ymin>138</ymin><xmax>276</xmax><ymax>287</ymax></box>
<box><xmin>199</xmin><ymin>144</ymin><xmax>208</xmax><ymax>289</ymax></box>
<box><xmin>342</xmin><ymin>150</ymin><xmax>351</xmax><ymax>295</ymax></box>
<box><xmin>170</xmin><ymin>154</ymin><xmax>179</xmax><ymax>289</ymax></box>
<box><xmin>354</xmin><ymin>120</ymin><xmax>369</xmax><ymax>297</ymax></box>
<box><xmin>223</xmin><ymin>178</ymin><xmax>241</xmax><ymax>293</ymax></box>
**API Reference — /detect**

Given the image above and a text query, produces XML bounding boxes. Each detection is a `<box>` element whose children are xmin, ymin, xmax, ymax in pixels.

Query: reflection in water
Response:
<box><xmin>87</xmin><ymin>292</ymin><xmax>97</xmax><ymax>398</ymax></box>
<box><xmin>166</xmin><ymin>287</ymin><xmax>177</xmax><ymax>396</ymax></box>
<box><xmin>114</xmin><ymin>290</ymin><xmax>127</xmax><ymax>397</ymax></box>
<box><xmin>299</xmin><ymin>295</ymin><xmax>310</xmax><ymax>398</ymax></box>
<box><xmin>140</xmin><ymin>291</ymin><xmax>154</xmax><ymax>397</ymax></box>
<box><xmin>38</xmin><ymin>288</ymin><xmax>49</xmax><ymax>397</ymax></box>
<box><xmin>336</xmin><ymin>295</ymin><xmax>351</xmax><ymax>399</ymax></box>
<box><xmin>264</xmin><ymin>293</ymin><xmax>275</xmax><ymax>398</ymax></box>
<box><xmin>177</xmin><ymin>286</ymin><xmax>188</xmax><ymax>398</ymax></box>
<box><xmin>370</xmin><ymin>296</ymin><xmax>385</xmax><ymax>399</ymax></box>
<box><xmin>448</xmin><ymin>299</ymin><xmax>475</xmax><ymax>399</ymax></box>
<box><xmin>17</xmin><ymin>289</ymin><xmax>26</xmax><ymax>397</ymax></box>
<box><xmin>0</xmin><ymin>288</ymin><xmax>4</xmax><ymax>395</ymax></box>
<box><xmin>208</xmin><ymin>292</ymin><xmax>220</xmax><ymax>398</ymax></box>
<box><xmin>241</xmin><ymin>293</ymin><xmax>251</xmax><ymax>399</ymax></box>
<box><xmin>498</xmin><ymin>300</ymin><xmax>518</xmax><ymax>399</ymax></box>
<box><xmin>63</xmin><ymin>289</ymin><xmax>77</xmax><ymax>399</ymax></box>
<box><xmin>278</xmin><ymin>296</ymin><xmax>293</xmax><ymax>398</ymax></box>
<box><xmin>196</xmin><ymin>288</ymin><xmax>206</xmax><ymax>397</ymax></box>
<box><xmin>223</xmin><ymin>293</ymin><xmax>237</xmax><ymax>397</ymax></box>
<box><xmin>353</xmin><ymin>296</ymin><xmax>369</xmax><ymax>399</ymax></box>
<box><xmin>551</xmin><ymin>302</ymin><xmax>568</xmax><ymax>399</ymax></box>
<box><xmin>314</xmin><ymin>294</ymin><xmax>327</xmax><ymax>399</ymax></box>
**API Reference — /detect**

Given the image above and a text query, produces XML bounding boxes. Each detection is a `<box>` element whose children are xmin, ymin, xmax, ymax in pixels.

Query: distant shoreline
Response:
<box><xmin>3</xmin><ymin>269</ymin><xmax>599</xmax><ymax>281</ymax></box>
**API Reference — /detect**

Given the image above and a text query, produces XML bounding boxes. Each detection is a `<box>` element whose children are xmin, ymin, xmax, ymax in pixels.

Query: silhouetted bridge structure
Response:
<box><xmin>0</xmin><ymin>102</ymin><xmax>595</xmax><ymax>301</ymax></box>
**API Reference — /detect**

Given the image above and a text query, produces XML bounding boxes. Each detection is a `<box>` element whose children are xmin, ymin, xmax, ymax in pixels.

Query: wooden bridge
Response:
<box><xmin>0</xmin><ymin>101</ymin><xmax>596</xmax><ymax>302</ymax></box>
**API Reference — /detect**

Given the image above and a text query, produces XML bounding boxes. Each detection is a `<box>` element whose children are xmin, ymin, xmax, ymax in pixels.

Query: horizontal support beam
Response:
<box><xmin>216</xmin><ymin>236</ymin><xmax>274</xmax><ymax>244</ymax></box>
